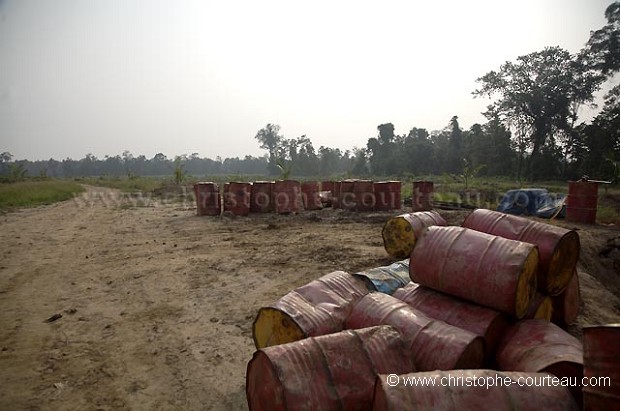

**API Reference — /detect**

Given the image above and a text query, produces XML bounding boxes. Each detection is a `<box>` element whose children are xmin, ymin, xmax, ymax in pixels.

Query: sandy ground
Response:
<box><xmin>0</xmin><ymin>186</ymin><xmax>619</xmax><ymax>410</ymax></box>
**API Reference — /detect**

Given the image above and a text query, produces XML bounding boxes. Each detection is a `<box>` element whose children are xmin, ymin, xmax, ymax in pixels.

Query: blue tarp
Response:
<box><xmin>497</xmin><ymin>188</ymin><xmax>566</xmax><ymax>218</ymax></box>
<box><xmin>354</xmin><ymin>260</ymin><xmax>410</xmax><ymax>295</ymax></box>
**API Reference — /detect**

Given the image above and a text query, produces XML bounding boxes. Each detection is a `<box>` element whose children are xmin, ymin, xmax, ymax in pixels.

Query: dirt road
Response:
<box><xmin>1</xmin><ymin>186</ymin><xmax>618</xmax><ymax>410</ymax></box>
<box><xmin>0</xmin><ymin>187</ymin><xmax>392</xmax><ymax>410</ymax></box>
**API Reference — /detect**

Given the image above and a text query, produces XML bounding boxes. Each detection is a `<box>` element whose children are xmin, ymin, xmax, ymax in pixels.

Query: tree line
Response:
<box><xmin>255</xmin><ymin>2</ymin><xmax>620</xmax><ymax>183</ymax></box>
<box><xmin>2</xmin><ymin>2</ymin><xmax>619</xmax><ymax>183</ymax></box>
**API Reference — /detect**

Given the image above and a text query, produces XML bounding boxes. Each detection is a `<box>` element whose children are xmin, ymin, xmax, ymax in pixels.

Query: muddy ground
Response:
<box><xmin>0</xmin><ymin>186</ymin><xmax>619</xmax><ymax>410</ymax></box>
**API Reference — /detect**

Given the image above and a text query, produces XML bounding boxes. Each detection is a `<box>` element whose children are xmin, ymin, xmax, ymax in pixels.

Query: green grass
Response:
<box><xmin>0</xmin><ymin>180</ymin><xmax>85</xmax><ymax>209</ymax></box>
<box><xmin>77</xmin><ymin>176</ymin><xmax>167</xmax><ymax>192</ymax></box>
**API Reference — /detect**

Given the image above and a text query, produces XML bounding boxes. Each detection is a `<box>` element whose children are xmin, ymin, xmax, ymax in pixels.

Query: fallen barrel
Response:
<box><xmin>551</xmin><ymin>269</ymin><xmax>580</xmax><ymax>327</ymax></box>
<box><xmin>373</xmin><ymin>370</ymin><xmax>579</xmax><ymax>411</ymax></box>
<box><xmin>252</xmin><ymin>271</ymin><xmax>369</xmax><ymax>348</ymax></box>
<box><xmin>247</xmin><ymin>325</ymin><xmax>414</xmax><ymax>411</ymax></box>
<box><xmin>393</xmin><ymin>282</ymin><xmax>509</xmax><ymax>364</ymax></box>
<box><xmin>496</xmin><ymin>319</ymin><xmax>583</xmax><ymax>403</ymax></box>
<box><xmin>381</xmin><ymin>210</ymin><xmax>447</xmax><ymax>258</ymax></box>
<box><xmin>462</xmin><ymin>208</ymin><xmax>580</xmax><ymax>295</ymax></box>
<box><xmin>409</xmin><ymin>226</ymin><xmax>539</xmax><ymax>318</ymax></box>
<box><xmin>583</xmin><ymin>324</ymin><xmax>620</xmax><ymax>410</ymax></box>
<box><xmin>345</xmin><ymin>292</ymin><xmax>484</xmax><ymax>371</ymax></box>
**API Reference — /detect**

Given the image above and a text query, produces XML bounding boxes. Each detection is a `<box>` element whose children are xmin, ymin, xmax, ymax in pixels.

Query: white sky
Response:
<box><xmin>0</xmin><ymin>0</ymin><xmax>613</xmax><ymax>161</ymax></box>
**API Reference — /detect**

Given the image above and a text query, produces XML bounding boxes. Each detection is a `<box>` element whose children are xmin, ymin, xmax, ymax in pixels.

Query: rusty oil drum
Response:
<box><xmin>583</xmin><ymin>324</ymin><xmax>620</xmax><ymax>410</ymax></box>
<box><xmin>412</xmin><ymin>180</ymin><xmax>434</xmax><ymax>211</ymax></box>
<box><xmin>409</xmin><ymin>226</ymin><xmax>539</xmax><ymax>318</ymax></box>
<box><xmin>353</xmin><ymin>180</ymin><xmax>375</xmax><ymax>211</ymax></box>
<box><xmin>393</xmin><ymin>282</ymin><xmax>509</xmax><ymax>364</ymax></box>
<box><xmin>551</xmin><ymin>269</ymin><xmax>580</xmax><ymax>327</ymax></box>
<box><xmin>566</xmin><ymin>181</ymin><xmax>599</xmax><ymax>224</ymax></box>
<box><xmin>496</xmin><ymin>319</ymin><xmax>583</xmax><ymax>403</ymax></box>
<box><xmin>193</xmin><ymin>182</ymin><xmax>221</xmax><ymax>216</ymax></box>
<box><xmin>373</xmin><ymin>370</ymin><xmax>579</xmax><ymax>411</ymax></box>
<box><xmin>462</xmin><ymin>209</ymin><xmax>580</xmax><ymax>296</ymax></box>
<box><xmin>250</xmin><ymin>181</ymin><xmax>274</xmax><ymax>213</ymax></box>
<box><xmin>246</xmin><ymin>325</ymin><xmax>414</xmax><ymax>411</ymax></box>
<box><xmin>252</xmin><ymin>271</ymin><xmax>369</xmax><ymax>348</ymax></box>
<box><xmin>374</xmin><ymin>181</ymin><xmax>402</xmax><ymax>211</ymax></box>
<box><xmin>223</xmin><ymin>182</ymin><xmax>250</xmax><ymax>216</ymax></box>
<box><xmin>381</xmin><ymin>211</ymin><xmax>447</xmax><ymax>258</ymax></box>
<box><xmin>345</xmin><ymin>292</ymin><xmax>484</xmax><ymax>371</ymax></box>
<box><xmin>331</xmin><ymin>181</ymin><xmax>341</xmax><ymax>209</ymax></box>
<box><xmin>273</xmin><ymin>180</ymin><xmax>303</xmax><ymax>214</ymax></box>
<box><xmin>300</xmin><ymin>181</ymin><xmax>322</xmax><ymax>210</ymax></box>
<box><xmin>339</xmin><ymin>180</ymin><xmax>357</xmax><ymax>210</ymax></box>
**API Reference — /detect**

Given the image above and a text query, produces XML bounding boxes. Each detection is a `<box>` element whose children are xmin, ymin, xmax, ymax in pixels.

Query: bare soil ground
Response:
<box><xmin>1</xmin><ymin>186</ymin><xmax>619</xmax><ymax>410</ymax></box>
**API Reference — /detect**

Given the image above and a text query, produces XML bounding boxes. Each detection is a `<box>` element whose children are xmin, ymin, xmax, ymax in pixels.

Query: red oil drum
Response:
<box><xmin>252</xmin><ymin>271</ymin><xmax>369</xmax><ymax>348</ymax></box>
<box><xmin>551</xmin><ymin>269</ymin><xmax>580</xmax><ymax>327</ymax></box>
<box><xmin>345</xmin><ymin>292</ymin><xmax>484</xmax><ymax>371</ymax></box>
<box><xmin>409</xmin><ymin>226</ymin><xmax>539</xmax><ymax>318</ymax></box>
<box><xmin>250</xmin><ymin>181</ymin><xmax>274</xmax><ymax>213</ymax></box>
<box><xmin>301</xmin><ymin>181</ymin><xmax>322</xmax><ymax>210</ymax></box>
<box><xmin>332</xmin><ymin>181</ymin><xmax>341</xmax><ymax>209</ymax></box>
<box><xmin>223</xmin><ymin>182</ymin><xmax>250</xmax><ymax>216</ymax></box>
<box><xmin>339</xmin><ymin>180</ymin><xmax>356</xmax><ymax>210</ymax></box>
<box><xmin>273</xmin><ymin>180</ymin><xmax>303</xmax><ymax>214</ymax></box>
<box><xmin>381</xmin><ymin>211</ymin><xmax>447</xmax><ymax>258</ymax></box>
<box><xmin>247</xmin><ymin>325</ymin><xmax>414</xmax><ymax>411</ymax></box>
<box><xmin>497</xmin><ymin>319</ymin><xmax>583</xmax><ymax>403</ymax></box>
<box><xmin>566</xmin><ymin>181</ymin><xmax>599</xmax><ymax>224</ymax></box>
<box><xmin>320</xmin><ymin>181</ymin><xmax>335</xmax><ymax>207</ymax></box>
<box><xmin>193</xmin><ymin>182</ymin><xmax>221</xmax><ymax>216</ymax></box>
<box><xmin>353</xmin><ymin>180</ymin><xmax>375</xmax><ymax>211</ymax></box>
<box><xmin>374</xmin><ymin>370</ymin><xmax>579</xmax><ymax>411</ymax></box>
<box><xmin>462</xmin><ymin>209</ymin><xmax>580</xmax><ymax>296</ymax></box>
<box><xmin>412</xmin><ymin>181</ymin><xmax>434</xmax><ymax>211</ymax></box>
<box><xmin>583</xmin><ymin>324</ymin><xmax>620</xmax><ymax>410</ymax></box>
<box><xmin>393</xmin><ymin>282</ymin><xmax>509</xmax><ymax>365</ymax></box>
<box><xmin>374</xmin><ymin>181</ymin><xmax>401</xmax><ymax>211</ymax></box>
<box><xmin>320</xmin><ymin>181</ymin><xmax>335</xmax><ymax>194</ymax></box>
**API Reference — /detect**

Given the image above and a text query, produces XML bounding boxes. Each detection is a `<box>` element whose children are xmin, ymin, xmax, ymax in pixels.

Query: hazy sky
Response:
<box><xmin>0</xmin><ymin>0</ymin><xmax>614</xmax><ymax>161</ymax></box>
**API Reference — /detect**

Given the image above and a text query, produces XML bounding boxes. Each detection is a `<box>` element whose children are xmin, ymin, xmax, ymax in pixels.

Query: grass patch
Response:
<box><xmin>0</xmin><ymin>180</ymin><xmax>85</xmax><ymax>209</ymax></box>
<box><xmin>78</xmin><ymin>176</ymin><xmax>166</xmax><ymax>193</ymax></box>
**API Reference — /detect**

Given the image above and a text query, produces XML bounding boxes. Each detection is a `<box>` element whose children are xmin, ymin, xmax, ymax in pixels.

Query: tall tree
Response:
<box><xmin>583</xmin><ymin>2</ymin><xmax>620</xmax><ymax>76</ymax></box>
<box><xmin>255</xmin><ymin>123</ymin><xmax>283</xmax><ymax>175</ymax></box>
<box><xmin>473</xmin><ymin>46</ymin><xmax>602</xmax><ymax>179</ymax></box>
<box><xmin>446</xmin><ymin>116</ymin><xmax>464</xmax><ymax>174</ymax></box>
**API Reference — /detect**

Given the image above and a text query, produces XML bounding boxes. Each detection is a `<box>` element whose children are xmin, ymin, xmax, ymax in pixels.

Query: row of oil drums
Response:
<box><xmin>247</xmin><ymin>209</ymin><xmax>617</xmax><ymax>410</ymax></box>
<box><xmin>194</xmin><ymin>180</ymin><xmax>437</xmax><ymax>216</ymax></box>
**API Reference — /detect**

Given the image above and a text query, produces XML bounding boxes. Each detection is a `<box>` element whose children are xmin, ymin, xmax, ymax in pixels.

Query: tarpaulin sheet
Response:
<box><xmin>497</xmin><ymin>189</ymin><xmax>566</xmax><ymax>218</ymax></box>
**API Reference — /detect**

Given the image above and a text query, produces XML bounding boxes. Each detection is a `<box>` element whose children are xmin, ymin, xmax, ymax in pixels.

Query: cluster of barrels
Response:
<box><xmin>246</xmin><ymin>208</ymin><xmax>617</xmax><ymax>410</ymax></box>
<box><xmin>193</xmin><ymin>180</ymin><xmax>404</xmax><ymax>216</ymax></box>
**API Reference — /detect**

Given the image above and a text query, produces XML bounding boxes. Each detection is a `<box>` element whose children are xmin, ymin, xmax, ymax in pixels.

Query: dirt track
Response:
<box><xmin>0</xmin><ymin>186</ymin><xmax>619</xmax><ymax>410</ymax></box>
